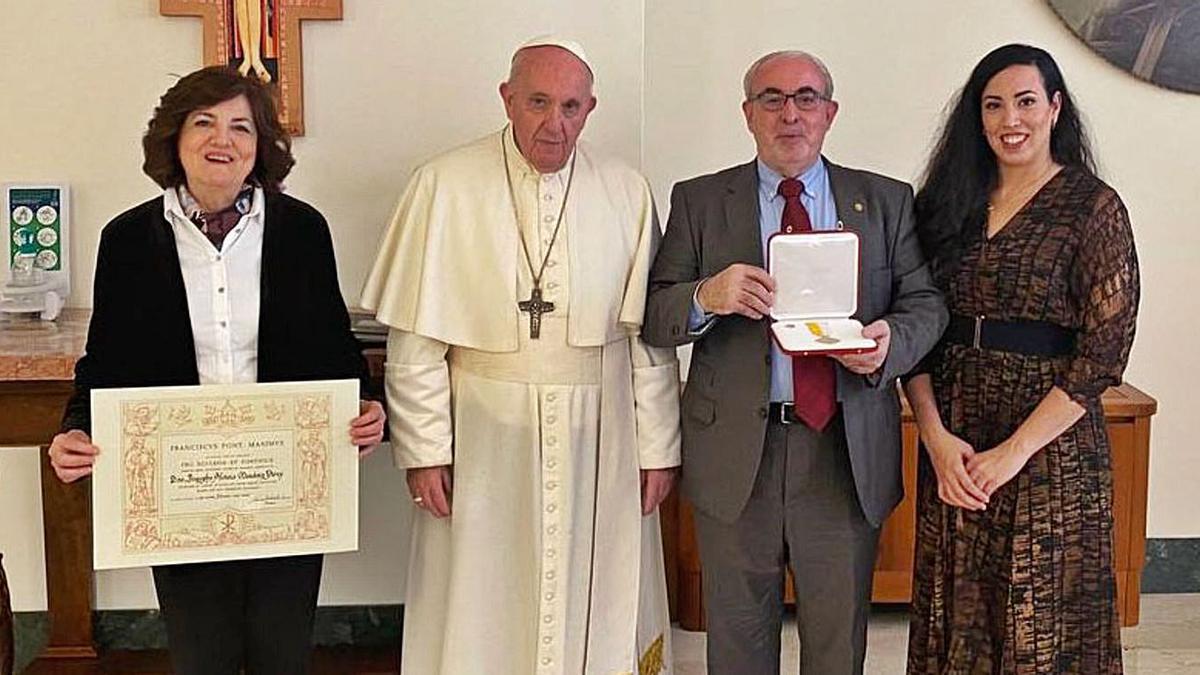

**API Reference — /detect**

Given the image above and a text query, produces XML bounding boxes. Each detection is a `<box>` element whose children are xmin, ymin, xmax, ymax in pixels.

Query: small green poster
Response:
<box><xmin>8</xmin><ymin>187</ymin><xmax>64</xmax><ymax>272</ymax></box>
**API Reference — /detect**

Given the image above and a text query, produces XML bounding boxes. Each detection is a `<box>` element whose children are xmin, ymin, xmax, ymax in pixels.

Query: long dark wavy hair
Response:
<box><xmin>915</xmin><ymin>43</ymin><xmax>1096</xmax><ymax>275</ymax></box>
<box><xmin>142</xmin><ymin>66</ymin><xmax>294</xmax><ymax>191</ymax></box>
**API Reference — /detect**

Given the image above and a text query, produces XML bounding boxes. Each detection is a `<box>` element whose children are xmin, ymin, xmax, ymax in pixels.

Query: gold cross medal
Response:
<box><xmin>806</xmin><ymin>321</ymin><xmax>840</xmax><ymax>345</ymax></box>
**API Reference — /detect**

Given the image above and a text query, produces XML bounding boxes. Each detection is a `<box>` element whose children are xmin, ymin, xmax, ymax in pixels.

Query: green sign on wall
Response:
<box><xmin>8</xmin><ymin>187</ymin><xmax>64</xmax><ymax>272</ymax></box>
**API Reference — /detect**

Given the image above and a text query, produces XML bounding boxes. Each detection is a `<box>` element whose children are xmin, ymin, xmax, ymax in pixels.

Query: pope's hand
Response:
<box><xmin>408</xmin><ymin>465</ymin><xmax>453</xmax><ymax>518</ymax></box>
<box><xmin>641</xmin><ymin>468</ymin><xmax>678</xmax><ymax>515</ymax></box>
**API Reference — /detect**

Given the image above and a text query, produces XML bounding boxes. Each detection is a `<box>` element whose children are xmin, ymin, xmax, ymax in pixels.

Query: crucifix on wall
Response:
<box><xmin>160</xmin><ymin>0</ymin><xmax>343</xmax><ymax>135</ymax></box>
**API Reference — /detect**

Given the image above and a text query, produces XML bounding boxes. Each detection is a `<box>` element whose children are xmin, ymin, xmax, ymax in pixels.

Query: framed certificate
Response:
<box><xmin>90</xmin><ymin>379</ymin><xmax>360</xmax><ymax>570</ymax></box>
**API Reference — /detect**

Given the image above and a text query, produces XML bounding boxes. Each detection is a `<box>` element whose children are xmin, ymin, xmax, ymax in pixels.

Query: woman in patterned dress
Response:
<box><xmin>905</xmin><ymin>44</ymin><xmax>1139</xmax><ymax>673</ymax></box>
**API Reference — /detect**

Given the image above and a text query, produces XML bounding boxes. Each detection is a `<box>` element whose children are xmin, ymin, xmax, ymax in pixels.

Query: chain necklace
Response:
<box><xmin>501</xmin><ymin>126</ymin><xmax>578</xmax><ymax>339</ymax></box>
<box><xmin>986</xmin><ymin>161</ymin><xmax>1060</xmax><ymax>239</ymax></box>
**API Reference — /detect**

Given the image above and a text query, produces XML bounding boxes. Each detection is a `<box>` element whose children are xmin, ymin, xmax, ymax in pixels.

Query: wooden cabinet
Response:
<box><xmin>662</xmin><ymin>383</ymin><xmax>1157</xmax><ymax>631</ymax></box>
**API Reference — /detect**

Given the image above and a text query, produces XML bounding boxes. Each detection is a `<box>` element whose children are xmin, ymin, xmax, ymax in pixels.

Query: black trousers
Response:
<box><xmin>694</xmin><ymin>414</ymin><xmax>881</xmax><ymax>675</ymax></box>
<box><xmin>152</xmin><ymin>554</ymin><xmax>323</xmax><ymax>675</ymax></box>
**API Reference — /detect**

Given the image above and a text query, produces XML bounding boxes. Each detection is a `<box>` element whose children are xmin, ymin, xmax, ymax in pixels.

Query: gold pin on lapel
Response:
<box><xmin>853</xmin><ymin>201</ymin><xmax>865</xmax><ymax>213</ymax></box>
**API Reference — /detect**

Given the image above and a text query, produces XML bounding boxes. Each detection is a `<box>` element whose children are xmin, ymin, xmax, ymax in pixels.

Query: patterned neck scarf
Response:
<box><xmin>178</xmin><ymin>185</ymin><xmax>255</xmax><ymax>250</ymax></box>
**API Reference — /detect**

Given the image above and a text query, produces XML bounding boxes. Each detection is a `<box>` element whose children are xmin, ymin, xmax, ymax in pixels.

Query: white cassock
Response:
<box><xmin>361</xmin><ymin>127</ymin><xmax>681</xmax><ymax>675</ymax></box>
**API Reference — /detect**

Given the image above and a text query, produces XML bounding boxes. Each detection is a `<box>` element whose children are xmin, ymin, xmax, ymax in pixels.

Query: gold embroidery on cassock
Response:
<box><xmin>638</xmin><ymin>634</ymin><xmax>665</xmax><ymax>675</ymax></box>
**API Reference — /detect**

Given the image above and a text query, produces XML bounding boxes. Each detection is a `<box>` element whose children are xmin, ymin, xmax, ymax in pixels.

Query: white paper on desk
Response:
<box><xmin>90</xmin><ymin>379</ymin><xmax>359</xmax><ymax>570</ymax></box>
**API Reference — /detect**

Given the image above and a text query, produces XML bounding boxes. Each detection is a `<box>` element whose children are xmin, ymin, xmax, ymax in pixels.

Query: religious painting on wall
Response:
<box><xmin>160</xmin><ymin>0</ymin><xmax>343</xmax><ymax>135</ymax></box>
<box><xmin>229</xmin><ymin>0</ymin><xmax>280</xmax><ymax>84</ymax></box>
<box><xmin>1048</xmin><ymin>0</ymin><xmax>1200</xmax><ymax>93</ymax></box>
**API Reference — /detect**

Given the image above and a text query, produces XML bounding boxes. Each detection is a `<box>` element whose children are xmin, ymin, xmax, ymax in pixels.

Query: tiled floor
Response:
<box><xmin>672</xmin><ymin>594</ymin><xmax>1200</xmax><ymax>674</ymax></box>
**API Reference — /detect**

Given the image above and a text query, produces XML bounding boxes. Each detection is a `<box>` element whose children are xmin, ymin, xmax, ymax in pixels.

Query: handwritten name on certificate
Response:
<box><xmin>90</xmin><ymin>379</ymin><xmax>360</xmax><ymax>570</ymax></box>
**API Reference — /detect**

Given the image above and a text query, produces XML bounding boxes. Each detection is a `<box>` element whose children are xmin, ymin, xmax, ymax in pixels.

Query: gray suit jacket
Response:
<box><xmin>643</xmin><ymin>159</ymin><xmax>946</xmax><ymax>526</ymax></box>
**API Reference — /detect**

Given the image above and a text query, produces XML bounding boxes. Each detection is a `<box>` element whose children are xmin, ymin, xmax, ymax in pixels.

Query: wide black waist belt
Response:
<box><xmin>944</xmin><ymin>314</ymin><xmax>1075</xmax><ymax>357</ymax></box>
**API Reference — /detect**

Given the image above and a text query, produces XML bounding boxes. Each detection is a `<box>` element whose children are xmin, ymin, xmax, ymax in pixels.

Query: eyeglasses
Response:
<box><xmin>749</xmin><ymin>87</ymin><xmax>829</xmax><ymax>112</ymax></box>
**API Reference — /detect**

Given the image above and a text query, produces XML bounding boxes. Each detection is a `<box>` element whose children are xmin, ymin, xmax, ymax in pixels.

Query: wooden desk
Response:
<box><xmin>2</xmin><ymin>310</ymin><xmax>1160</xmax><ymax>651</ymax></box>
<box><xmin>665</xmin><ymin>383</ymin><xmax>1157</xmax><ymax>631</ymax></box>
<box><xmin>0</xmin><ymin>310</ymin><xmax>95</xmax><ymax>663</ymax></box>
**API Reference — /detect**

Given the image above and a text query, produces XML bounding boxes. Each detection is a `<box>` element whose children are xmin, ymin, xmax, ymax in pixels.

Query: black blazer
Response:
<box><xmin>62</xmin><ymin>192</ymin><xmax>367</xmax><ymax>434</ymax></box>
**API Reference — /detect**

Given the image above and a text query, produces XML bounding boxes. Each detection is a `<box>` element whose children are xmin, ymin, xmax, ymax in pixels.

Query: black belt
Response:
<box><xmin>767</xmin><ymin>401</ymin><xmax>822</xmax><ymax>426</ymax></box>
<box><xmin>944</xmin><ymin>314</ymin><xmax>1075</xmax><ymax>357</ymax></box>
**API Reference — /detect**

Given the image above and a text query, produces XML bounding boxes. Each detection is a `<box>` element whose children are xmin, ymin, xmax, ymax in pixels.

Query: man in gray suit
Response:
<box><xmin>644</xmin><ymin>51</ymin><xmax>946</xmax><ymax>673</ymax></box>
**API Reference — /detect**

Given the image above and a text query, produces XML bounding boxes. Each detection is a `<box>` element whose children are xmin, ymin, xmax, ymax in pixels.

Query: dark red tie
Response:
<box><xmin>778</xmin><ymin>178</ymin><xmax>836</xmax><ymax>431</ymax></box>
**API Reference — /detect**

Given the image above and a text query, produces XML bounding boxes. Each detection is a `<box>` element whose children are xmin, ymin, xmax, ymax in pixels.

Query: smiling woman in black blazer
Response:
<box><xmin>46</xmin><ymin>66</ymin><xmax>385</xmax><ymax>675</ymax></box>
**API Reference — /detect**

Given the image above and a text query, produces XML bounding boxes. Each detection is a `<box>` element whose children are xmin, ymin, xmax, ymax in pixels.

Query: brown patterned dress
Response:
<box><xmin>907</xmin><ymin>167</ymin><xmax>1139</xmax><ymax>674</ymax></box>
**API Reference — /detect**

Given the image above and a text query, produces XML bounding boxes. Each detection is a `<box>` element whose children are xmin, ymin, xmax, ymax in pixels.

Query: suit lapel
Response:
<box><xmin>723</xmin><ymin>161</ymin><xmax>773</xmax><ymax>347</ymax></box>
<box><xmin>826</xmin><ymin>160</ymin><xmax>877</xmax><ymax>333</ymax></box>
<box><xmin>723</xmin><ymin>160</ymin><xmax>764</xmax><ymax>268</ymax></box>
<box><xmin>826</xmin><ymin>159</ymin><xmax>866</xmax><ymax>239</ymax></box>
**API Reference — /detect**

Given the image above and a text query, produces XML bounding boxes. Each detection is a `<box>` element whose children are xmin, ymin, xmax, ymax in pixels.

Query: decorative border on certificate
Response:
<box><xmin>92</xmin><ymin>379</ymin><xmax>359</xmax><ymax>570</ymax></box>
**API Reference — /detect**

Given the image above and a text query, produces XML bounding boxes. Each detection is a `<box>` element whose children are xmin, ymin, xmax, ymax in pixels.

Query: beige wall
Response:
<box><xmin>1</xmin><ymin>0</ymin><xmax>1195</xmax><ymax>612</ymax></box>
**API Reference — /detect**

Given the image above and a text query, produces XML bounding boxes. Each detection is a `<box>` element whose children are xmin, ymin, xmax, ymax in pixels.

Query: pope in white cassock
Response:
<box><xmin>360</xmin><ymin>36</ymin><xmax>681</xmax><ymax>675</ymax></box>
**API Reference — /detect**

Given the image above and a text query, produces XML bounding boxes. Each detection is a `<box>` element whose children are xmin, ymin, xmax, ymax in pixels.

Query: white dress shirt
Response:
<box><xmin>162</xmin><ymin>186</ymin><xmax>265</xmax><ymax>385</ymax></box>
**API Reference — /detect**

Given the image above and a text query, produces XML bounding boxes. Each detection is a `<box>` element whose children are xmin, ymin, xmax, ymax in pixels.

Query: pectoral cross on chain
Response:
<box><xmin>518</xmin><ymin>287</ymin><xmax>555</xmax><ymax>339</ymax></box>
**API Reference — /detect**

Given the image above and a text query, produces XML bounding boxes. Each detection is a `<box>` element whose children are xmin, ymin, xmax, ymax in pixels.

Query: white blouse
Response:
<box><xmin>162</xmin><ymin>186</ymin><xmax>265</xmax><ymax>385</ymax></box>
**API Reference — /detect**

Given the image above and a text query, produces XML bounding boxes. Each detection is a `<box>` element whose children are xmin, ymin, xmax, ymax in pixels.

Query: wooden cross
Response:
<box><xmin>160</xmin><ymin>0</ymin><xmax>343</xmax><ymax>136</ymax></box>
<box><xmin>518</xmin><ymin>287</ymin><xmax>555</xmax><ymax>339</ymax></box>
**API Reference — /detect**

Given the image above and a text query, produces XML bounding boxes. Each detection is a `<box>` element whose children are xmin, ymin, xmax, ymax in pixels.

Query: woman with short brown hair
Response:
<box><xmin>47</xmin><ymin>66</ymin><xmax>384</xmax><ymax>675</ymax></box>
